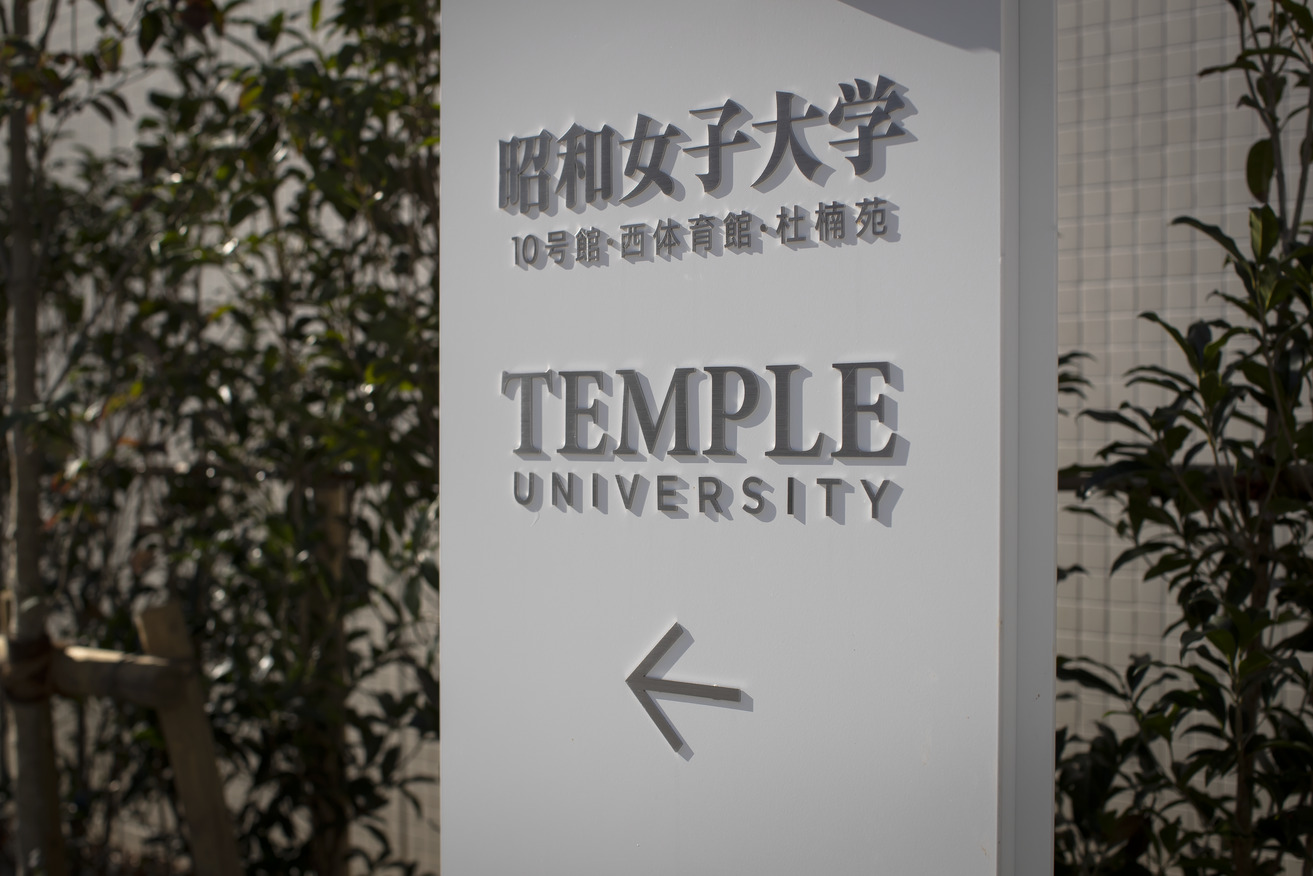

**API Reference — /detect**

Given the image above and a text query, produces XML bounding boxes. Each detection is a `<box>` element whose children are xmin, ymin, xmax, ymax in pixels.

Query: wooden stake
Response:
<box><xmin>50</xmin><ymin>645</ymin><xmax>189</xmax><ymax>709</ymax></box>
<box><xmin>136</xmin><ymin>602</ymin><xmax>243</xmax><ymax>876</ymax></box>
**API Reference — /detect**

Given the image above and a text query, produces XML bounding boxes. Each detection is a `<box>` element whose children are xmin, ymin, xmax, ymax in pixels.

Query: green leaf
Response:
<box><xmin>1057</xmin><ymin>657</ymin><xmax>1122</xmax><ymax>697</ymax></box>
<box><xmin>138</xmin><ymin>10</ymin><xmax>162</xmax><ymax>56</ymax></box>
<box><xmin>1278</xmin><ymin>0</ymin><xmax>1313</xmax><ymax>36</ymax></box>
<box><xmin>89</xmin><ymin>97</ymin><xmax>115</xmax><ymax>124</ymax></box>
<box><xmin>310</xmin><ymin>0</ymin><xmax>322</xmax><ymax>29</ymax></box>
<box><xmin>238</xmin><ymin>82</ymin><xmax>263</xmax><ymax>112</ymax></box>
<box><xmin>1173</xmin><ymin>216</ymin><xmax>1246</xmax><ymax>264</ymax></box>
<box><xmin>1205</xmin><ymin>628</ymin><xmax>1237</xmax><ymax>663</ymax></box>
<box><xmin>97</xmin><ymin>36</ymin><xmax>123</xmax><ymax>73</ymax></box>
<box><xmin>1237</xmin><ymin>651</ymin><xmax>1273</xmax><ymax>684</ymax></box>
<box><xmin>403</xmin><ymin>574</ymin><xmax>421</xmax><ymax>618</ymax></box>
<box><xmin>1250</xmin><ymin>204</ymin><xmax>1279</xmax><ymax>262</ymax></box>
<box><xmin>1111</xmin><ymin>541</ymin><xmax>1171</xmax><ymax>574</ymax></box>
<box><xmin>1247</xmin><ymin>138</ymin><xmax>1275</xmax><ymax>203</ymax></box>
<box><xmin>228</xmin><ymin>197</ymin><xmax>259</xmax><ymax>226</ymax></box>
<box><xmin>1141</xmin><ymin>311</ymin><xmax>1203</xmax><ymax>372</ymax></box>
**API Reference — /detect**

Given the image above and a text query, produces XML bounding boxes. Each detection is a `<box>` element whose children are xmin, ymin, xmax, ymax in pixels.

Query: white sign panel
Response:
<box><xmin>440</xmin><ymin>2</ymin><xmax>1054</xmax><ymax>873</ymax></box>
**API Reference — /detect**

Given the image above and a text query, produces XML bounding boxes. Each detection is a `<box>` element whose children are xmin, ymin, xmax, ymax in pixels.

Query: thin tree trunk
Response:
<box><xmin>306</xmin><ymin>481</ymin><xmax>349</xmax><ymax>876</ymax></box>
<box><xmin>6</xmin><ymin>0</ymin><xmax>67</xmax><ymax>871</ymax></box>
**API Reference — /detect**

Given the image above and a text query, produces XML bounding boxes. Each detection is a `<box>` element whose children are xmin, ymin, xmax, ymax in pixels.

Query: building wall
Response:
<box><xmin>1055</xmin><ymin>0</ymin><xmax>1262</xmax><ymax>730</ymax></box>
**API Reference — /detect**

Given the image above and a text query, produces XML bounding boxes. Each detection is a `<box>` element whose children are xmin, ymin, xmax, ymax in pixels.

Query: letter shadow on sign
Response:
<box><xmin>884</xmin><ymin>362</ymin><xmax>904</xmax><ymax>394</ymax></box>
<box><xmin>648</xmin><ymin>626</ymin><xmax>754</xmax><ymax>762</ymax></box>
<box><xmin>872</xmin><ymin>479</ymin><xmax>902</xmax><ymax>527</ymax></box>
<box><xmin>853</xmin><ymin>478</ymin><xmax>901</xmax><ymax>526</ymax></box>
<box><xmin>867</xmin><ymin>432</ymin><xmax>910</xmax><ymax>466</ymax></box>
<box><xmin>835</xmin><ymin>407</ymin><xmax>911</xmax><ymax>468</ymax></box>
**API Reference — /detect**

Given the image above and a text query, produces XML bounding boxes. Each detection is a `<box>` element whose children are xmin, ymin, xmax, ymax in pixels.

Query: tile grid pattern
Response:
<box><xmin>1056</xmin><ymin>0</ymin><xmax>1260</xmax><ymax>732</ymax></box>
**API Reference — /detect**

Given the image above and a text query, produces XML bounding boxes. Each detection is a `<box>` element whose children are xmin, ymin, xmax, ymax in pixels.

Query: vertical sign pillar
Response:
<box><xmin>441</xmin><ymin>2</ymin><xmax>1054</xmax><ymax>873</ymax></box>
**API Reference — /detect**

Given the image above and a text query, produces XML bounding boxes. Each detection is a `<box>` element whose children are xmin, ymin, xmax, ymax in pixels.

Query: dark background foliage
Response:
<box><xmin>1056</xmin><ymin>3</ymin><xmax>1313</xmax><ymax>875</ymax></box>
<box><xmin>0</xmin><ymin>0</ymin><xmax>440</xmax><ymax>872</ymax></box>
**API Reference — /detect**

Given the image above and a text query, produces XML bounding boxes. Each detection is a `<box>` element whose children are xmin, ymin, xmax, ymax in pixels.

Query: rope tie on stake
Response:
<box><xmin>0</xmin><ymin>632</ymin><xmax>55</xmax><ymax>703</ymax></box>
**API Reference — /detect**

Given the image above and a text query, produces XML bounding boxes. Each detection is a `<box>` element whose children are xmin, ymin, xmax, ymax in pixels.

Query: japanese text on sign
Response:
<box><xmin>499</xmin><ymin>78</ymin><xmax>909</xmax><ymax>214</ymax></box>
<box><xmin>511</xmin><ymin>198</ymin><xmax>891</xmax><ymax>268</ymax></box>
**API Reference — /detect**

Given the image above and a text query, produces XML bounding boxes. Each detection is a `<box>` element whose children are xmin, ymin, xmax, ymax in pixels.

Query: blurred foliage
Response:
<box><xmin>1056</xmin><ymin>3</ymin><xmax>1313</xmax><ymax>875</ymax></box>
<box><xmin>1</xmin><ymin>0</ymin><xmax>440</xmax><ymax>872</ymax></box>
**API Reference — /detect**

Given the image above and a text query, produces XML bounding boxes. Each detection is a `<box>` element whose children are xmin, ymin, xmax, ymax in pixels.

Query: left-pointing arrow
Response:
<box><xmin>626</xmin><ymin>622</ymin><xmax>743</xmax><ymax>752</ymax></box>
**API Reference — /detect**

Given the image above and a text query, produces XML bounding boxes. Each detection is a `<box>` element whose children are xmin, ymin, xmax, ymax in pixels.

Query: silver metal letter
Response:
<box><xmin>513</xmin><ymin>472</ymin><xmax>537</xmax><ymax>507</ymax></box>
<box><xmin>832</xmin><ymin>361</ymin><xmax>895</xmax><ymax>459</ymax></box>
<box><xmin>765</xmin><ymin>365</ymin><xmax>826</xmax><ymax>458</ymax></box>
<box><xmin>552</xmin><ymin>472</ymin><xmax>576</xmax><ymax>509</ymax></box>
<box><xmin>697</xmin><ymin>477</ymin><xmax>726</xmax><ymax>514</ymax></box>
<box><xmin>502</xmin><ymin>370</ymin><xmax>555</xmax><ymax>456</ymax></box>
<box><xmin>741</xmin><ymin>476</ymin><xmax>769</xmax><ymax>517</ymax></box>
<box><xmin>616</xmin><ymin>474</ymin><xmax>644</xmax><ymax>512</ymax></box>
<box><xmin>817</xmin><ymin>477</ymin><xmax>845</xmax><ymax>518</ymax></box>
<box><xmin>705</xmin><ymin>366</ymin><xmax>761</xmax><ymax>457</ymax></box>
<box><xmin>656</xmin><ymin>475</ymin><xmax>683</xmax><ymax>512</ymax></box>
<box><xmin>559</xmin><ymin>370</ymin><xmax>608</xmax><ymax>455</ymax></box>
<box><xmin>617</xmin><ymin>368</ymin><xmax>700</xmax><ymax>457</ymax></box>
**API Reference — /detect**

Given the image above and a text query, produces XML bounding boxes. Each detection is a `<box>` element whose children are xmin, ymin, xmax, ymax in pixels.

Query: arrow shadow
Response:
<box><xmin>648</xmin><ymin>691</ymin><xmax>756</xmax><ymax>761</ymax></box>
<box><xmin>650</xmin><ymin>689</ymin><xmax>755</xmax><ymax>714</ymax></box>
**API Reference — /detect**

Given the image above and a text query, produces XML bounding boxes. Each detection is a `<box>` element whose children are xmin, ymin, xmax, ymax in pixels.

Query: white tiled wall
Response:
<box><xmin>1056</xmin><ymin>0</ymin><xmax>1261</xmax><ymax>730</ymax></box>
